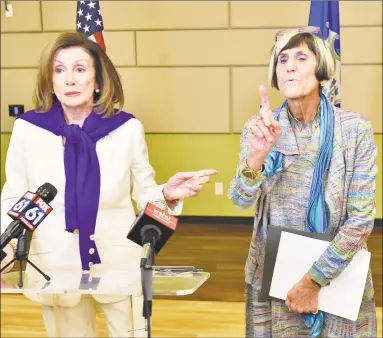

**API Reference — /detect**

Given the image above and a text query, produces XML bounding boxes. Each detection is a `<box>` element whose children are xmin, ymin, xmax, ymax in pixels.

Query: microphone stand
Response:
<box><xmin>141</xmin><ymin>242</ymin><xmax>155</xmax><ymax>338</ymax></box>
<box><xmin>0</xmin><ymin>230</ymin><xmax>50</xmax><ymax>288</ymax></box>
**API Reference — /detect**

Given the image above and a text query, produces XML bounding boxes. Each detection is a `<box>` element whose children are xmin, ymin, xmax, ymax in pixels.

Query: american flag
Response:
<box><xmin>76</xmin><ymin>1</ymin><xmax>106</xmax><ymax>51</ymax></box>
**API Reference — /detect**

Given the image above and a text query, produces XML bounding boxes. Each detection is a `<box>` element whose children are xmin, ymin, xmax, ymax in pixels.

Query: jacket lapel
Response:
<box><xmin>274</xmin><ymin>107</ymin><xmax>299</xmax><ymax>170</ymax></box>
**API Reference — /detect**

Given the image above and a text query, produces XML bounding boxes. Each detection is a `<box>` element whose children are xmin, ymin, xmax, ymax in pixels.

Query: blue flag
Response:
<box><xmin>309</xmin><ymin>1</ymin><xmax>341</xmax><ymax>107</ymax></box>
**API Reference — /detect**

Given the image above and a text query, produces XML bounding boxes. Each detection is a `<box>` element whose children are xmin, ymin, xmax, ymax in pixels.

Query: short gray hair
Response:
<box><xmin>268</xmin><ymin>27</ymin><xmax>336</xmax><ymax>90</ymax></box>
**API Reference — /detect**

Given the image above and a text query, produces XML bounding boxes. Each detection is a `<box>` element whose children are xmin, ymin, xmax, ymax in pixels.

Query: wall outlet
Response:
<box><xmin>5</xmin><ymin>4</ymin><xmax>13</xmax><ymax>18</ymax></box>
<box><xmin>215</xmin><ymin>182</ymin><xmax>223</xmax><ymax>195</ymax></box>
<box><xmin>9</xmin><ymin>105</ymin><xmax>24</xmax><ymax>117</ymax></box>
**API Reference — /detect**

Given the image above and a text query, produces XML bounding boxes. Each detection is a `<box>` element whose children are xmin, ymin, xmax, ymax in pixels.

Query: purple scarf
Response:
<box><xmin>19</xmin><ymin>100</ymin><xmax>135</xmax><ymax>270</ymax></box>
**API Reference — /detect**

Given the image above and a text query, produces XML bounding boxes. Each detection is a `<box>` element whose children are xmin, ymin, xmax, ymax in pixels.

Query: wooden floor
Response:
<box><xmin>1</xmin><ymin>223</ymin><xmax>382</xmax><ymax>337</ymax></box>
<box><xmin>1</xmin><ymin>295</ymin><xmax>382</xmax><ymax>337</ymax></box>
<box><xmin>155</xmin><ymin>223</ymin><xmax>382</xmax><ymax>307</ymax></box>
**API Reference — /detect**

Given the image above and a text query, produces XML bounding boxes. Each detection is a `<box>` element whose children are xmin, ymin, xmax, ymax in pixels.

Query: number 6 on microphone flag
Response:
<box><xmin>7</xmin><ymin>192</ymin><xmax>53</xmax><ymax>231</ymax></box>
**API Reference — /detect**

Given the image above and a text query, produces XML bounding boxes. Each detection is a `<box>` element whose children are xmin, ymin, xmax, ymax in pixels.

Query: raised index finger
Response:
<box><xmin>259</xmin><ymin>85</ymin><xmax>271</xmax><ymax>110</ymax></box>
<box><xmin>259</xmin><ymin>85</ymin><xmax>274</xmax><ymax>126</ymax></box>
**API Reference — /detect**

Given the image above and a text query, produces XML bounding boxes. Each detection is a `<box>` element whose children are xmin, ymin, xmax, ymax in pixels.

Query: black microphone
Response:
<box><xmin>128</xmin><ymin>201</ymin><xmax>178</xmax><ymax>329</ymax></box>
<box><xmin>127</xmin><ymin>201</ymin><xmax>178</xmax><ymax>268</ymax></box>
<box><xmin>0</xmin><ymin>182</ymin><xmax>57</xmax><ymax>254</ymax></box>
<box><xmin>15</xmin><ymin>229</ymin><xmax>28</xmax><ymax>260</ymax></box>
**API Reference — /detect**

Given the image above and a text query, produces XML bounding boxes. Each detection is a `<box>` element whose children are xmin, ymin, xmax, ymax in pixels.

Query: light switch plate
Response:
<box><xmin>215</xmin><ymin>182</ymin><xmax>223</xmax><ymax>195</ymax></box>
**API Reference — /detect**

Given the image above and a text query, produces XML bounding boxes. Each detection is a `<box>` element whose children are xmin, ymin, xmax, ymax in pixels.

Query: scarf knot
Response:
<box><xmin>62</xmin><ymin>124</ymin><xmax>86</xmax><ymax>144</ymax></box>
<box><xmin>19</xmin><ymin>101</ymin><xmax>135</xmax><ymax>270</ymax></box>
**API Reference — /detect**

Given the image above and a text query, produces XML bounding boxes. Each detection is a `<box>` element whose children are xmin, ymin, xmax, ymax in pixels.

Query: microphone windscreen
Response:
<box><xmin>127</xmin><ymin>202</ymin><xmax>178</xmax><ymax>253</ymax></box>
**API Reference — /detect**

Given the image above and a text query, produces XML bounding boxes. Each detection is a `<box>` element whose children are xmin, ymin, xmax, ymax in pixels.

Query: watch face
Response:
<box><xmin>241</xmin><ymin>168</ymin><xmax>258</xmax><ymax>180</ymax></box>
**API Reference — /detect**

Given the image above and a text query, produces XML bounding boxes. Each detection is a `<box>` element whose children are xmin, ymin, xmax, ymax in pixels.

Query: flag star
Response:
<box><xmin>77</xmin><ymin>8</ymin><xmax>83</xmax><ymax>17</ymax></box>
<box><xmin>85</xmin><ymin>13</ymin><xmax>92</xmax><ymax>21</ymax></box>
<box><xmin>95</xmin><ymin>19</ymin><xmax>102</xmax><ymax>26</ymax></box>
<box><xmin>87</xmin><ymin>1</ymin><xmax>95</xmax><ymax>10</ymax></box>
<box><xmin>80</xmin><ymin>1</ymin><xmax>85</xmax><ymax>4</ymax></box>
<box><xmin>83</xmin><ymin>24</ymin><xmax>90</xmax><ymax>33</ymax></box>
<box><xmin>98</xmin><ymin>9</ymin><xmax>101</xmax><ymax>15</ymax></box>
<box><xmin>77</xmin><ymin>21</ymin><xmax>82</xmax><ymax>29</ymax></box>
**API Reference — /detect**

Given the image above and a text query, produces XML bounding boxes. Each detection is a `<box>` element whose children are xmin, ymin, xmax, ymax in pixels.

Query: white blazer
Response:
<box><xmin>1</xmin><ymin>118</ymin><xmax>182</xmax><ymax>306</ymax></box>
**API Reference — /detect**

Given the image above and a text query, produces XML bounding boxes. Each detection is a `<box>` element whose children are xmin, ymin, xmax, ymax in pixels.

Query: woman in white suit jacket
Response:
<box><xmin>0</xmin><ymin>32</ymin><xmax>217</xmax><ymax>337</ymax></box>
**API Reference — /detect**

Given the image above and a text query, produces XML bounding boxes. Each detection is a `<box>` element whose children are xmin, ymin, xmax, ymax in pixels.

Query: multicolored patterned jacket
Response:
<box><xmin>228</xmin><ymin>106</ymin><xmax>377</xmax><ymax>302</ymax></box>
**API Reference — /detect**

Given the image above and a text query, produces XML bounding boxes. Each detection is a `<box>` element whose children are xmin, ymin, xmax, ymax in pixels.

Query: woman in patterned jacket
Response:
<box><xmin>228</xmin><ymin>27</ymin><xmax>378</xmax><ymax>337</ymax></box>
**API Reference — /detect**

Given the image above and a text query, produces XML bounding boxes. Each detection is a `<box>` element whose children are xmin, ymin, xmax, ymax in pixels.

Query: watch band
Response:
<box><xmin>239</xmin><ymin>159</ymin><xmax>264</xmax><ymax>181</ymax></box>
<box><xmin>310</xmin><ymin>276</ymin><xmax>322</xmax><ymax>288</ymax></box>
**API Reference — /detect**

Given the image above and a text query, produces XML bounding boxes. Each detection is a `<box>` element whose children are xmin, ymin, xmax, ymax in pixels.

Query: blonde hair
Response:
<box><xmin>268</xmin><ymin>28</ymin><xmax>335</xmax><ymax>90</ymax></box>
<box><xmin>33</xmin><ymin>32</ymin><xmax>124</xmax><ymax>117</ymax></box>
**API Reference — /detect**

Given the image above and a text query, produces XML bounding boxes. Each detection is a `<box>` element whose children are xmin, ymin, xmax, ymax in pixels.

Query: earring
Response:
<box><xmin>95</xmin><ymin>88</ymin><xmax>100</xmax><ymax>93</ymax></box>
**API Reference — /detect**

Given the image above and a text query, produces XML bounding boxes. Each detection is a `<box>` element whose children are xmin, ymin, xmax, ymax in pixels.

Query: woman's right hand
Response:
<box><xmin>246</xmin><ymin>86</ymin><xmax>283</xmax><ymax>171</ymax></box>
<box><xmin>0</xmin><ymin>244</ymin><xmax>15</xmax><ymax>274</ymax></box>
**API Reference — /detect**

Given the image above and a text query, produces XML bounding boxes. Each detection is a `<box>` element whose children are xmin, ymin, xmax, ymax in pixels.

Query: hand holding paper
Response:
<box><xmin>285</xmin><ymin>272</ymin><xmax>320</xmax><ymax>314</ymax></box>
<box><xmin>269</xmin><ymin>231</ymin><xmax>371</xmax><ymax>321</ymax></box>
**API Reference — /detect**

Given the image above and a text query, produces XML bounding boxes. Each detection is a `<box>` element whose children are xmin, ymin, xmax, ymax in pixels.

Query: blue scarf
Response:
<box><xmin>19</xmin><ymin>100</ymin><xmax>135</xmax><ymax>271</ymax></box>
<box><xmin>264</xmin><ymin>93</ymin><xmax>334</xmax><ymax>337</ymax></box>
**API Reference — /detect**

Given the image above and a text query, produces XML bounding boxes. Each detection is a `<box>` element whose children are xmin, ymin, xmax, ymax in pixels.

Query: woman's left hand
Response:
<box><xmin>285</xmin><ymin>272</ymin><xmax>320</xmax><ymax>314</ymax></box>
<box><xmin>163</xmin><ymin>169</ymin><xmax>218</xmax><ymax>203</ymax></box>
<box><xmin>0</xmin><ymin>244</ymin><xmax>15</xmax><ymax>275</ymax></box>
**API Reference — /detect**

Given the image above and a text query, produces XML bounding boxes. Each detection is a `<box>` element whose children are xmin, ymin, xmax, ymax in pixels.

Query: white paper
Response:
<box><xmin>269</xmin><ymin>231</ymin><xmax>371</xmax><ymax>321</ymax></box>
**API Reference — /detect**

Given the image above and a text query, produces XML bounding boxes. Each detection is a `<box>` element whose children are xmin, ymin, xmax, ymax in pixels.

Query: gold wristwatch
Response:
<box><xmin>239</xmin><ymin>159</ymin><xmax>264</xmax><ymax>181</ymax></box>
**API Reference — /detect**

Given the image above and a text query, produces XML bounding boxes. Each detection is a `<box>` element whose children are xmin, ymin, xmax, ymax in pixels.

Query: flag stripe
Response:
<box><xmin>93</xmin><ymin>31</ymin><xmax>106</xmax><ymax>51</ymax></box>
